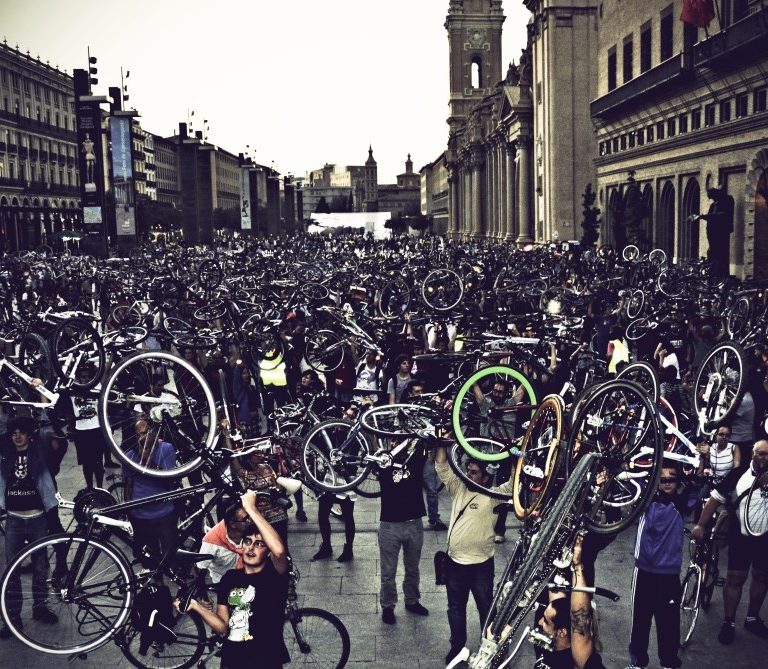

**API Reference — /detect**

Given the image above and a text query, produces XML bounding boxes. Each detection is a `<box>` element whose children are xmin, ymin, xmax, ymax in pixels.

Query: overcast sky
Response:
<box><xmin>3</xmin><ymin>0</ymin><xmax>529</xmax><ymax>182</ymax></box>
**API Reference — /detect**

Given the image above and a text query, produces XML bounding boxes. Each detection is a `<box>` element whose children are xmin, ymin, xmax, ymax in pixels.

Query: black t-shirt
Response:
<box><xmin>534</xmin><ymin>649</ymin><xmax>606</xmax><ymax>669</ymax></box>
<box><xmin>5</xmin><ymin>452</ymin><xmax>44</xmax><ymax>514</ymax></box>
<box><xmin>216</xmin><ymin>563</ymin><xmax>289</xmax><ymax>669</ymax></box>
<box><xmin>379</xmin><ymin>448</ymin><xmax>426</xmax><ymax>522</ymax></box>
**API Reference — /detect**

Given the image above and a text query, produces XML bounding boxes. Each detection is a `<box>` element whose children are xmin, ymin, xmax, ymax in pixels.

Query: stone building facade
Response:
<box><xmin>420</xmin><ymin>151</ymin><xmax>450</xmax><ymax>234</ymax></box>
<box><xmin>592</xmin><ymin>0</ymin><xmax>768</xmax><ymax>279</ymax></box>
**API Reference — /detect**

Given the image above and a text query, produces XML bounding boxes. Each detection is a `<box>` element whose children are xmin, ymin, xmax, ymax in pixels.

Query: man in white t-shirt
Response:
<box><xmin>655</xmin><ymin>339</ymin><xmax>680</xmax><ymax>380</ymax></box>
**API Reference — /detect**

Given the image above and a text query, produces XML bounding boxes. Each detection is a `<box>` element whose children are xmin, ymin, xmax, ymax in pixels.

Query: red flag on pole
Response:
<box><xmin>680</xmin><ymin>0</ymin><xmax>716</xmax><ymax>28</ymax></box>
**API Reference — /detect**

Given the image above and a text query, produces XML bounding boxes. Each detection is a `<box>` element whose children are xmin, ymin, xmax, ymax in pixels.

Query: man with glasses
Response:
<box><xmin>693</xmin><ymin>439</ymin><xmax>768</xmax><ymax>644</ymax></box>
<box><xmin>625</xmin><ymin>463</ymin><xmax>685</xmax><ymax>669</ymax></box>
<box><xmin>177</xmin><ymin>490</ymin><xmax>290</xmax><ymax>669</ymax></box>
<box><xmin>435</xmin><ymin>443</ymin><xmax>515</xmax><ymax>666</ymax></box>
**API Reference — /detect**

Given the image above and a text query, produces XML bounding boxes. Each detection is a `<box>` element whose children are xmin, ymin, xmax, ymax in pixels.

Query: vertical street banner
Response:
<box><xmin>110</xmin><ymin>115</ymin><xmax>136</xmax><ymax>237</ymax></box>
<box><xmin>240</xmin><ymin>166</ymin><xmax>252</xmax><ymax>230</ymax></box>
<box><xmin>76</xmin><ymin>98</ymin><xmax>105</xmax><ymax>233</ymax></box>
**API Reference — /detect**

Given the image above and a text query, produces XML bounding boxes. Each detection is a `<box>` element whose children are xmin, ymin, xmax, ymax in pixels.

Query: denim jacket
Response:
<box><xmin>0</xmin><ymin>441</ymin><xmax>59</xmax><ymax>512</ymax></box>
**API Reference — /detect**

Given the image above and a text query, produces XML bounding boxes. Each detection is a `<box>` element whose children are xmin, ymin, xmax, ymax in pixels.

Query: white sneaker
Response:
<box><xmin>494</xmin><ymin>535</ymin><xmax>506</xmax><ymax>544</ymax></box>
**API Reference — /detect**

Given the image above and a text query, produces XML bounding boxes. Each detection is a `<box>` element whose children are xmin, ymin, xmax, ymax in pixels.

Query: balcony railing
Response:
<box><xmin>695</xmin><ymin>8</ymin><xmax>768</xmax><ymax>68</ymax></box>
<box><xmin>0</xmin><ymin>176</ymin><xmax>24</xmax><ymax>187</ymax></box>
<box><xmin>591</xmin><ymin>51</ymin><xmax>693</xmax><ymax>119</ymax></box>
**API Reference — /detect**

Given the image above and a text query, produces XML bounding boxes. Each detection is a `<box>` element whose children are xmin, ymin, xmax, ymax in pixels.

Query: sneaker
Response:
<box><xmin>311</xmin><ymin>544</ymin><xmax>333</xmax><ymax>561</ymax></box>
<box><xmin>405</xmin><ymin>602</ymin><xmax>429</xmax><ymax>616</ymax></box>
<box><xmin>430</xmin><ymin>520</ymin><xmax>448</xmax><ymax>531</ymax></box>
<box><xmin>494</xmin><ymin>535</ymin><xmax>506</xmax><ymax>544</ymax></box>
<box><xmin>0</xmin><ymin>618</ymin><xmax>22</xmax><ymax>639</ymax></box>
<box><xmin>745</xmin><ymin>617</ymin><xmax>768</xmax><ymax>638</ymax></box>
<box><xmin>295</xmin><ymin>509</ymin><xmax>308</xmax><ymax>522</ymax></box>
<box><xmin>718</xmin><ymin>621</ymin><xmax>736</xmax><ymax>644</ymax></box>
<box><xmin>382</xmin><ymin>607</ymin><xmax>396</xmax><ymax>624</ymax></box>
<box><xmin>623</xmin><ymin>666</ymin><xmax>645</xmax><ymax>669</ymax></box>
<box><xmin>32</xmin><ymin>606</ymin><xmax>58</xmax><ymax>624</ymax></box>
<box><xmin>446</xmin><ymin>646</ymin><xmax>464</xmax><ymax>664</ymax></box>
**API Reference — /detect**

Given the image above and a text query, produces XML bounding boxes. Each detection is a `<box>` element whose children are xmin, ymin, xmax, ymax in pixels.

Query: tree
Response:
<box><xmin>315</xmin><ymin>196</ymin><xmax>331</xmax><ymax>214</ymax></box>
<box><xmin>330</xmin><ymin>194</ymin><xmax>352</xmax><ymax>212</ymax></box>
<box><xmin>213</xmin><ymin>207</ymin><xmax>240</xmax><ymax>231</ymax></box>
<box><xmin>580</xmin><ymin>183</ymin><xmax>601</xmax><ymax>247</ymax></box>
<box><xmin>136</xmin><ymin>196</ymin><xmax>183</xmax><ymax>237</ymax></box>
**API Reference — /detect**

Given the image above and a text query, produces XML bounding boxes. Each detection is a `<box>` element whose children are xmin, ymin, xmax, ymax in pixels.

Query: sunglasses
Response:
<box><xmin>659</xmin><ymin>478</ymin><xmax>678</xmax><ymax>484</ymax></box>
<box><xmin>716</xmin><ymin>433</ymin><xmax>730</xmax><ymax>437</ymax></box>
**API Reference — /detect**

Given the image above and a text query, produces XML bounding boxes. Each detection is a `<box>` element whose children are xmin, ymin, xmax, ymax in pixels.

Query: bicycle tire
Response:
<box><xmin>354</xmin><ymin>469</ymin><xmax>381</xmax><ymax>498</ymax></box>
<box><xmin>693</xmin><ymin>341</ymin><xmax>748</xmax><ymax>431</ymax></box>
<box><xmin>446</xmin><ymin>440</ymin><xmax>515</xmax><ymax>501</ymax></box>
<box><xmin>301</xmin><ymin>420</ymin><xmax>374</xmax><ymax>494</ymax></box>
<box><xmin>451</xmin><ymin>365</ymin><xmax>537</xmax><ymax>462</ymax></box>
<box><xmin>480</xmin><ymin>454</ymin><xmax>596</xmax><ymax>654</ymax></box>
<box><xmin>744</xmin><ymin>471</ymin><xmax>768</xmax><ymax>537</ymax></box>
<box><xmin>625</xmin><ymin>317</ymin><xmax>656</xmax><ymax>342</ymax></box>
<box><xmin>622</xmin><ymin>244</ymin><xmax>639</xmax><ymax>261</ymax></box>
<box><xmin>120</xmin><ymin>613</ymin><xmax>206</xmax><ymax>669</ymax></box>
<box><xmin>197</xmin><ymin>259</ymin><xmax>223</xmax><ymax>290</ymax></box>
<box><xmin>700</xmin><ymin>542</ymin><xmax>720</xmax><ymax>612</ymax></box>
<box><xmin>624</xmin><ymin>288</ymin><xmax>645</xmax><ymax>319</ymax></box>
<box><xmin>726</xmin><ymin>297</ymin><xmax>751</xmax><ymax>338</ymax></box>
<box><xmin>51</xmin><ymin>317</ymin><xmax>106</xmax><ymax>390</ymax></box>
<box><xmin>18</xmin><ymin>331</ymin><xmax>54</xmax><ymax>388</ymax></box>
<box><xmin>0</xmin><ymin>533</ymin><xmax>133</xmax><ymax>655</ymax></box>
<box><xmin>98</xmin><ymin>350</ymin><xmax>217</xmax><ymax>479</ymax></box>
<box><xmin>377</xmin><ymin>278</ymin><xmax>411</xmax><ymax>319</ymax></box>
<box><xmin>567</xmin><ymin>380</ymin><xmax>664</xmax><ymax>535</ymax></box>
<box><xmin>512</xmin><ymin>395</ymin><xmax>564</xmax><ymax>519</ymax></box>
<box><xmin>421</xmin><ymin>267</ymin><xmax>464</xmax><ymax>312</ymax></box>
<box><xmin>616</xmin><ymin>361</ymin><xmax>659</xmax><ymax>404</ymax></box>
<box><xmin>658</xmin><ymin>268</ymin><xmax>683</xmax><ymax>297</ymax></box>
<box><xmin>680</xmin><ymin>565</ymin><xmax>702</xmax><ymax>648</ymax></box>
<box><xmin>359</xmin><ymin>403</ymin><xmax>441</xmax><ymax>439</ymax></box>
<box><xmin>284</xmin><ymin>607</ymin><xmax>351</xmax><ymax>669</ymax></box>
<box><xmin>304</xmin><ymin>330</ymin><xmax>345</xmax><ymax>373</ymax></box>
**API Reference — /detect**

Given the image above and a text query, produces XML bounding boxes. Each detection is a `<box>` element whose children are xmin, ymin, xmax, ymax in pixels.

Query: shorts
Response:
<box><xmin>727</xmin><ymin>530</ymin><xmax>768</xmax><ymax>573</ymax></box>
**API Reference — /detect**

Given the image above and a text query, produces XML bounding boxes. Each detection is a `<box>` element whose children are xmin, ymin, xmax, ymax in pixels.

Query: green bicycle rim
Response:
<box><xmin>451</xmin><ymin>365</ymin><xmax>537</xmax><ymax>461</ymax></box>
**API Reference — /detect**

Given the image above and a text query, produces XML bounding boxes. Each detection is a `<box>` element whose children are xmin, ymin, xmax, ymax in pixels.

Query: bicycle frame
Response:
<box><xmin>0</xmin><ymin>357</ymin><xmax>59</xmax><ymax>408</ymax></box>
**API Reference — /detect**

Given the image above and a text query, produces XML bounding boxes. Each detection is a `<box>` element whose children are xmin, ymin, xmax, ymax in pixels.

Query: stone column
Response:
<box><xmin>496</xmin><ymin>141</ymin><xmax>505</xmax><ymax>241</ymax></box>
<box><xmin>485</xmin><ymin>147</ymin><xmax>494</xmax><ymax>240</ymax></box>
<box><xmin>463</xmin><ymin>165</ymin><xmax>471</xmax><ymax>239</ymax></box>
<box><xmin>516</xmin><ymin>136</ymin><xmax>534</xmax><ymax>245</ymax></box>
<box><xmin>471</xmin><ymin>150</ymin><xmax>484</xmax><ymax>239</ymax></box>
<box><xmin>447</xmin><ymin>168</ymin><xmax>458</xmax><ymax>238</ymax></box>
<box><xmin>505</xmin><ymin>142</ymin><xmax>517</xmax><ymax>240</ymax></box>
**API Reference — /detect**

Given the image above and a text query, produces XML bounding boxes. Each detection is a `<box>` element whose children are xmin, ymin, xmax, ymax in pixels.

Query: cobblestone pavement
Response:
<box><xmin>1</xmin><ymin>446</ymin><xmax>767</xmax><ymax>668</ymax></box>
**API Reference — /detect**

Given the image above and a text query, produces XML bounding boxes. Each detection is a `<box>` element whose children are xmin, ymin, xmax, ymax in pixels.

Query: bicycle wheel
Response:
<box><xmin>624</xmin><ymin>288</ymin><xmax>645</xmax><ymax>319</ymax></box>
<box><xmin>700</xmin><ymin>541</ymin><xmax>720</xmax><ymax>612</ymax></box>
<box><xmin>18</xmin><ymin>332</ymin><xmax>54</xmax><ymax>387</ymax></box>
<box><xmin>726</xmin><ymin>297</ymin><xmax>751</xmax><ymax>338</ymax></box>
<box><xmin>512</xmin><ymin>395</ymin><xmax>564</xmax><ymax>519</ymax></box>
<box><xmin>616</xmin><ymin>361</ymin><xmax>659</xmax><ymax>404</ymax></box>
<box><xmin>693</xmin><ymin>342</ymin><xmax>748</xmax><ymax>430</ymax></box>
<box><xmin>622</xmin><ymin>244</ymin><xmax>639</xmax><ymax>261</ymax></box>
<box><xmin>625</xmin><ymin>317</ymin><xmax>656</xmax><ymax>342</ymax></box>
<box><xmin>658</xmin><ymin>268</ymin><xmax>683</xmax><ymax>297</ymax></box>
<box><xmin>421</xmin><ymin>267</ymin><xmax>463</xmax><ymax>312</ymax></box>
<box><xmin>304</xmin><ymin>330</ymin><xmax>345</xmax><ymax>373</ymax></box>
<box><xmin>680</xmin><ymin>564</ymin><xmax>702</xmax><ymax>648</ymax></box>
<box><xmin>359</xmin><ymin>403</ymin><xmax>441</xmax><ymax>439</ymax></box>
<box><xmin>120</xmin><ymin>611</ymin><xmax>206</xmax><ymax>669</ymax></box>
<box><xmin>51</xmin><ymin>317</ymin><xmax>105</xmax><ymax>390</ymax></box>
<box><xmin>0</xmin><ymin>534</ymin><xmax>133</xmax><ymax>654</ymax></box>
<box><xmin>378</xmin><ymin>278</ymin><xmax>411</xmax><ymax>319</ymax></box>
<box><xmin>744</xmin><ymin>472</ymin><xmax>768</xmax><ymax>537</ymax></box>
<box><xmin>284</xmin><ymin>607</ymin><xmax>350</xmax><ymax>669</ymax></box>
<box><xmin>446</xmin><ymin>440</ymin><xmax>515</xmax><ymax>501</ymax></box>
<box><xmin>567</xmin><ymin>380</ymin><xmax>663</xmax><ymax>535</ymax></box>
<box><xmin>451</xmin><ymin>365</ymin><xmax>537</xmax><ymax>462</ymax></box>
<box><xmin>649</xmin><ymin>248</ymin><xmax>667</xmax><ymax>267</ymax></box>
<box><xmin>301</xmin><ymin>420</ymin><xmax>373</xmax><ymax>494</ymax></box>
<box><xmin>98</xmin><ymin>350</ymin><xmax>217</xmax><ymax>479</ymax></box>
<box><xmin>354</xmin><ymin>468</ymin><xmax>381</xmax><ymax>498</ymax></box>
<box><xmin>197</xmin><ymin>259</ymin><xmax>223</xmax><ymax>290</ymax></box>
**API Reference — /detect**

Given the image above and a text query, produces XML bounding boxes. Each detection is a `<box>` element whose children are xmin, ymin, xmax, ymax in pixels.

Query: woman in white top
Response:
<box><xmin>698</xmin><ymin>426</ymin><xmax>742</xmax><ymax>483</ymax></box>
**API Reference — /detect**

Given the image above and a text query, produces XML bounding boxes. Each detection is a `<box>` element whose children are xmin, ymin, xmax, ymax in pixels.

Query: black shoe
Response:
<box><xmin>718</xmin><ymin>621</ymin><xmax>736</xmax><ymax>644</ymax></box>
<box><xmin>430</xmin><ymin>520</ymin><xmax>448</xmax><ymax>531</ymax></box>
<box><xmin>405</xmin><ymin>602</ymin><xmax>429</xmax><ymax>616</ymax></box>
<box><xmin>104</xmin><ymin>460</ymin><xmax>120</xmax><ymax>469</ymax></box>
<box><xmin>33</xmin><ymin>606</ymin><xmax>58</xmax><ymax>624</ymax></box>
<box><xmin>745</xmin><ymin>617</ymin><xmax>768</xmax><ymax>638</ymax></box>
<box><xmin>311</xmin><ymin>544</ymin><xmax>333</xmax><ymax>560</ymax></box>
<box><xmin>337</xmin><ymin>544</ymin><xmax>353</xmax><ymax>562</ymax></box>
<box><xmin>446</xmin><ymin>646</ymin><xmax>463</xmax><ymax>664</ymax></box>
<box><xmin>295</xmin><ymin>509</ymin><xmax>308</xmax><ymax>522</ymax></box>
<box><xmin>0</xmin><ymin>618</ymin><xmax>22</xmax><ymax>639</ymax></box>
<box><xmin>382</xmin><ymin>607</ymin><xmax>396</xmax><ymax>624</ymax></box>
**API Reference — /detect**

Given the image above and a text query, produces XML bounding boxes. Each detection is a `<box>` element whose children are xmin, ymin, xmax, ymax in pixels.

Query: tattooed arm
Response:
<box><xmin>570</xmin><ymin>535</ymin><xmax>596</xmax><ymax>669</ymax></box>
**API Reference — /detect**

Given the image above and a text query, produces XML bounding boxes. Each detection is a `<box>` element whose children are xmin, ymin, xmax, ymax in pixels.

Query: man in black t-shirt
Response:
<box><xmin>176</xmin><ymin>491</ymin><xmax>289</xmax><ymax>669</ymax></box>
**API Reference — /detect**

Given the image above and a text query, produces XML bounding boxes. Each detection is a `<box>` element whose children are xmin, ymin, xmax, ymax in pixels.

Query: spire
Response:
<box><xmin>405</xmin><ymin>153</ymin><xmax>413</xmax><ymax>174</ymax></box>
<box><xmin>366</xmin><ymin>145</ymin><xmax>376</xmax><ymax>165</ymax></box>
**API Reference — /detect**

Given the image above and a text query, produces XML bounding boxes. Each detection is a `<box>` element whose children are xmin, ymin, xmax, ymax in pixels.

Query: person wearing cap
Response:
<box><xmin>0</xmin><ymin>415</ymin><xmax>59</xmax><ymax>636</ymax></box>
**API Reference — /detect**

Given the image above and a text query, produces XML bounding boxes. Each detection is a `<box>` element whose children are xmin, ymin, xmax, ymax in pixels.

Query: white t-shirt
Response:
<box><xmin>662</xmin><ymin>352</ymin><xmax>680</xmax><ymax>379</ymax></box>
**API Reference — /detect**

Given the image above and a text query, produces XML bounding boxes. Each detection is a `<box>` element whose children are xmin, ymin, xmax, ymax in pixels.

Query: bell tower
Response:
<box><xmin>445</xmin><ymin>0</ymin><xmax>505</xmax><ymax>133</ymax></box>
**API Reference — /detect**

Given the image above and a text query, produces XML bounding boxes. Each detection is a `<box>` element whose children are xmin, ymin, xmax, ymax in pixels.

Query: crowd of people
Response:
<box><xmin>1</xmin><ymin>233</ymin><xmax>767</xmax><ymax>669</ymax></box>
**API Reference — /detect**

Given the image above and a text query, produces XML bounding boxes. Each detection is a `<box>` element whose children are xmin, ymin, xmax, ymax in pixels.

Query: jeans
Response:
<box><xmin>628</xmin><ymin>568</ymin><xmax>682</xmax><ymax>668</ymax></box>
<box><xmin>446</xmin><ymin>557</ymin><xmax>494</xmax><ymax>650</ymax></box>
<box><xmin>4</xmin><ymin>513</ymin><xmax>50</xmax><ymax>619</ymax></box>
<box><xmin>422</xmin><ymin>460</ymin><xmax>441</xmax><ymax>524</ymax></box>
<box><xmin>378</xmin><ymin>520</ymin><xmax>423</xmax><ymax>608</ymax></box>
<box><xmin>318</xmin><ymin>494</ymin><xmax>355</xmax><ymax>547</ymax></box>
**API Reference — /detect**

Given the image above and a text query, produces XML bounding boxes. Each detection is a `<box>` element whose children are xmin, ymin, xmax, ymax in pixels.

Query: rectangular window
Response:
<box><xmin>629</xmin><ymin>131</ymin><xmax>636</xmax><ymax>148</ymax></box>
<box><xmin>720</xmin><ymin>99</ymin><xmax>731</xmax><ymax>122</ymax></box>
<box><xmin>637</xmin><ymin>128</ymin><xmax>645</xmax><ymax>146</ymax></box>
<box><xmin>679</xmin><ymin>114</ymin><xmax>688</xmax><ymax>133</ymax></box>
<box><xmin>660</xmin><ymin>6</ymin><xmax>674</xmax><ymax>61</ymax></box>
<box><xmin>756</xmin><ymin>87</ymin><xmax>768</xmax><ymax>113</ymax></box>
<box><xmin>620</xmin><ymin>135</ymin><xmax>627</xmax><ymax>150</ymax></box>
<box><xmin>657</xmin><ymin>121</ymin><xmax>665</xmax><ymax>140</ymax></box>
<box><xmin>607</xmin><ymin>47</ymin><xmax>617</xmax><ymax>91</ymax></box>
<box><xmin>536</xmin><ymin>81</ymin><xmax>542</xmax><ymax>102</ymax></box>
<box><xmin>691</xmin><ymin>108</ymin><xmax>702</xmax><ymax>129</ymax></box>
<box><xmin>22</xmin><ymin>78</ymin><xmax>30</xmax><ymax>93</ymax></box>
<box><xmin>667</xmin><ymin>118</ymin><xmax>676</xmax><ymax>137</ymax></box>
<box><xmin>623</xmin><ymin>36</ymin><xmax>634</xmax><ymax>83</ymax></box>
<box><xmin>735</xmin><ymin>93</ymin><xmax>749</xmax><ymax>118</ymax></box>
<box><xmin>612</xmin><ymin>137</ymin><xmax>619</xmax><ymax>153</ymax></box>
<box><xmin>640</xmin><ymin>22</ymin><xmax>652</xmax><ymax>72</ymax></box>
<box><xmin>705</xmin><ymin>103</ymin><xmax>717</xmax><ymax>126</ymax></box>
<box><xmin>599</xmin><ymin>142</ymin><xmax>606</xmax><ymax>156</ymax></box>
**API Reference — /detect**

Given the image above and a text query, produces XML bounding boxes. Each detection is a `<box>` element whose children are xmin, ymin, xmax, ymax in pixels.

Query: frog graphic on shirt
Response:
<box><xmin>227</xmin><ymin>585</ymin><xmax>255</xmax><ymax>641</ymax></box>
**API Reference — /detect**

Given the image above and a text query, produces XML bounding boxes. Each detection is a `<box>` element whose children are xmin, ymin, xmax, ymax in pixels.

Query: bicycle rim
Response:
<box><xmin>301</xmin><ymin>420</ymin><xmax>373</xmax><ymax>493</ymax></box>
<box><xmin>680</xmin><ymin>566</ymin><xmax>701</xmax><ymax>647</ymax></box>
<box><xmin>693</xmin><ymin>342</ymin><xmax>747</xmax><ymax>430</ymax></box>
<box><xmin>284</xmin><ymin>607</ymin><xmax>351</xmax><ymax>669</ymax></box>
<box><xmin>452</xmin><ymin>365</ymin><xmax>537</xmax><ymax>462</ymax></box>
<box><xmin>745</xmin><ymin>474</ymin><xmax>768</xmax><ymax>537</ymax></box>
<box><xmin>120</xmin><ymin>614</ymin><xmax>206</xmax><ymax>669</ymax></box>
<box><xmin>447</xmin><ymin>440</ymin><xmax>515</xmax><ymax>501</ymax></box>
<box><xmin>0</xmin><ymin>534</ymin><xmax>132</xmax><ymax>654</ymax></box>
<box><xmin>359</xmin><ymin>403</ymin><xmax>440</xmax><ymax>439</ymax></box>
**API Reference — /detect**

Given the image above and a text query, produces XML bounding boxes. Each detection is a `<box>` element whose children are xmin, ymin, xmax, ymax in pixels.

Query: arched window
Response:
<box><xmin>471</xmin><ymin>56</ymin><xmax>483</xmax><ymax>89</ymax></box>
<box><xmin>680</xmin><ymin>178</ymin><xmax>701</xmax><ymax>259</ymax></box>
<box><xmin>657</xmin><ymin>181</ymin><xmax>675</xmax><ymax>259</ymax></box>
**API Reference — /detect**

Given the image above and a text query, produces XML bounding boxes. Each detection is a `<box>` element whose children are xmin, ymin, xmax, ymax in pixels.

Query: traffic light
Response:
<box><xmin>88</xmin><ymin>55</ymin><xmax>98</xmax><ymax>86</ymax></box>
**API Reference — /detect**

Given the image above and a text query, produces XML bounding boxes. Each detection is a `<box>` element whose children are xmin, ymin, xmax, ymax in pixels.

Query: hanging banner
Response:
<box><xmin>240</xmin><ymin>166</ymin><xmax>252</xmax><ymax>230</ymax></box>
<box><xmin>110</xmin><ymin>115</ymin><xmax>136</xmax><ymax>237</ymax></box>
<box><xmin>76</xmin><ymin>98</ymin><xmax>105</xmax><ymax>231</ymax></box>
